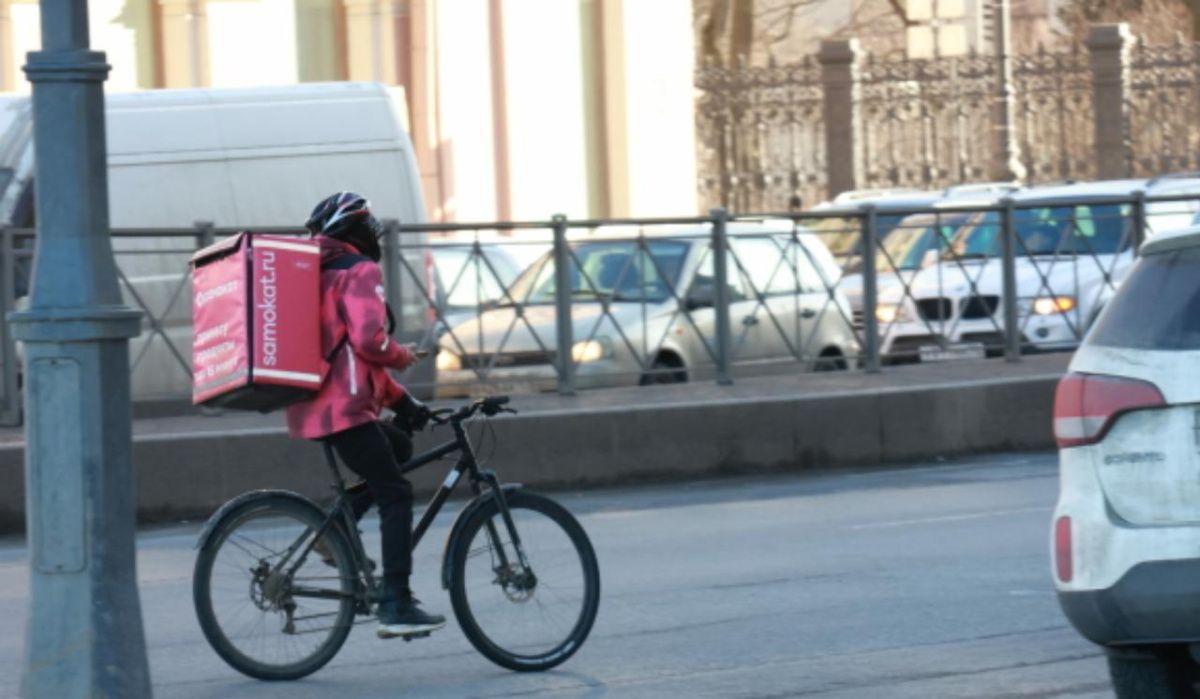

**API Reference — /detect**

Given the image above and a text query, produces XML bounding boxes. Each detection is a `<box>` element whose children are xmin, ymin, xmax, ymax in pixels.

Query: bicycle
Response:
<box><xmin>191</xmin><ymin>396</ymin><xmax>601</xmax><ymax>681</ymax></box>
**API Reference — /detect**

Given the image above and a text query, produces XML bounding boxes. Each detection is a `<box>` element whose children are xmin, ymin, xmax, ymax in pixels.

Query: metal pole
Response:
<box><xmin>8</xmin><ymin>3</ymin><xmax>151</xmax><ymax>696</ymax></box>
<box><xmin>552</xmin><ymin>215</ymin><xmax>575</xmax><ymax>395</ymax></box>
<box><xmin>991</xmin><ymin>0</ymin><xmax>1026</xmax><ymax>183</ymax></box>
<box><xmin>1000</xmin><ymin>197</ymin><xmax>1021</xmax><ymax>362</ymax></box>
<box><xmin>1130</xmin><ymin>189</ymin><xmax>1146</xmax><ymax>255</ymax></box>
<box><xmin>0</xmin><ymin>227</ymin><xmax>18</xmax><ymax>426</ymax></box>
<box><xmin>380</xmin><ymin>219</ymin><xmax>403</xmax><ymax>333</ymax></box>
<box><xmin>711</xmin><ymin>208</ymin><xmax>734</xmax><ymax>385</ymax></box>
<box><xmin>860</xmin><ymin>205</ymin><xmax>881</xmax><ymax>373</ymax></box>
<box><xmin>193</xmin><ymin>220</ymin><xmax>215</xmax><ymax>252</ymax></box>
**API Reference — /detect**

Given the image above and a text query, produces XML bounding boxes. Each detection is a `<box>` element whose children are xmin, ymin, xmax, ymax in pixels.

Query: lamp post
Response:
<box><xmin>7</xmin><ymin>1</ymin><xmax>152</xmax><ymax>696</ymax></box>
<box><xmin>991</xmin><ymin>0</ymin><xmax>1026</xmax><ymax>183</ymax></box>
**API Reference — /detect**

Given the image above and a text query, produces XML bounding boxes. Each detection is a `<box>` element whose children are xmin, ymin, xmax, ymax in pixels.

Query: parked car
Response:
<box><xmin>1</xmin><ymin>82</ymin><xmax>437</xmax><ymax>402</ymax></box>
<box><xmin>433</xmin><ymin>220</ymin><xmax>859</xmax><ymax>397</ymax></box>
<box><xmin>1052</xmin><ymin>223</ymin><xmax>1200</xmax><ymax>696</ymax></box>
<box><xmin>835</xmin><ymin>184</ymin><xmax>1021</xmax><ymax>327</ymax></box>
<box><xmin>874</xmin><ymin>176</ymin><xmax>1200</xmax><ymax>361</ymax></box>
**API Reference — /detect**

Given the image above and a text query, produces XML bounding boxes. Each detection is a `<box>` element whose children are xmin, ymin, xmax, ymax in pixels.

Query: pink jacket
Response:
<box><xmin>286</xmin><ymin>236</ymin><xmax>416</xmax><ymax>439</ymax></box>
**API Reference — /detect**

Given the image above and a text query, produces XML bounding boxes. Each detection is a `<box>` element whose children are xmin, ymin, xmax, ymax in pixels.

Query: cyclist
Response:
<box><xmin>286</xmin><ymin>191</ymin><xmax>446</xmax><ymax>639</ymax></box>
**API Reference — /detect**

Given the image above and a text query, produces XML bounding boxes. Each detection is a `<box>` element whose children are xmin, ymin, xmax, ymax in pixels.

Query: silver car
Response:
<box><xmin>434</xmin><ymin>221</ymin><xmax>859</xmax><ymax>397</ymax></box>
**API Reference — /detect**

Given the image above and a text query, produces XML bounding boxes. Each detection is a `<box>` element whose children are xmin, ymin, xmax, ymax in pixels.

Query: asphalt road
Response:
<box><xmin>0</xmin><ymin>452</ymin><xmax>1112</xmax><ymax>698</ymax></box>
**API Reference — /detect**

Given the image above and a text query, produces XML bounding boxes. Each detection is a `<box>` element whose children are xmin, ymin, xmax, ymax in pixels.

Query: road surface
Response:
<box><xmin>0</xmin><ymin>452</ymin><xmax>1111</xmax><ymax>698</ymax></box>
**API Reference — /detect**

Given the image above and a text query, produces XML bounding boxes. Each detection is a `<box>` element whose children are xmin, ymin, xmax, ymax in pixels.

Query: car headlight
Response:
<box><xmin>875</xmin><ymin>303</ymin><xmax>909</xmax><ymax>324</ymax></box>
<box><xmin>436</xmin><ymin>350</ymin><xmax>462</xmax><ymax>371</ymax></box>
<box><xmin>1031</xmin><ymin>296</ymin><xmax>1076</xmax><ymax>315</ymax></box>
<box><xmin>571</xmin><ymin>338</ymin><xmax>613</xmax><ymax>363</ymax></box>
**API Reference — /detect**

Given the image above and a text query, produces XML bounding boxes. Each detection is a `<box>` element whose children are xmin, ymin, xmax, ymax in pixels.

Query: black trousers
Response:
<box><xmin>323</xmin><ymin>420</ymin><xmax>414</xmax><ymax>588</ymax></box>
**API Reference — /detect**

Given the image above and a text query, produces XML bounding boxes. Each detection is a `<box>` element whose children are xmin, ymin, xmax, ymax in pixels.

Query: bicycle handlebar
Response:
<box><xmin>427</xmin><ymin>395</ymin><xmax>517</xmax><ymax>426</ymax></box>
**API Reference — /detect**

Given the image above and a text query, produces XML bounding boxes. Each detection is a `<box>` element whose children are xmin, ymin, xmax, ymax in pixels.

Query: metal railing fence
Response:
<box><xmin>2</xmin><ymin>192</ymin><xmax>1197</xmax><ymax>425</ymax></box>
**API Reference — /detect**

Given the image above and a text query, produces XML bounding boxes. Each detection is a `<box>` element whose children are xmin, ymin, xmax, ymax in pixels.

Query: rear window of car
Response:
<box><xmin>1089</xmin><ymin>246</ymin><xmax>1200</xmax><ymax>350</ymax></box>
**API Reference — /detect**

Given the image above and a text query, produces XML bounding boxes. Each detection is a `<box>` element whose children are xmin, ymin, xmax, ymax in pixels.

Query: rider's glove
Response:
<box><xmin>390</xmin><ymin>392</ymin><xmax>432</xmax><ymax>435</ymax></box>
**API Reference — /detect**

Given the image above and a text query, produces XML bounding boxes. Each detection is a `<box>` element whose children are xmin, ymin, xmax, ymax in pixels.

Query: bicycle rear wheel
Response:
<box><xmin>448</xmin><ymin>490</ymin><xmax>600</xmax><ymax>672</ymax></box>
<box><xmin>193</xmin><ymin>495</ymin><xmax>358</xmax><ymax>680</ymax></box>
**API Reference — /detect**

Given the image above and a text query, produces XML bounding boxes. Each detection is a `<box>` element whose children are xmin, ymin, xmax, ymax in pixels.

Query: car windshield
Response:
<box><xmin>434</xmin><ymin>246</ymin><xmax>521</xmax><ymax>311</ymax></box>
<box><xmin>806</xmin><ymin>214</ymin><xmax>907</xmax><ymax>273</ymax></box>
<box><xmin>876</xmin><ymin>212</ymin><xmax>970</xmax><ymax>271</ymax></box>
<box><xmin>947</xmin><ymin>204</ymin><xmax>1130</xmax><ymax>258</ymax></box>
<box><xmin>1089</xmin><ymin>245</ymin><xmax>1200</xmax><ymax>350</ymax></box>
<box><xmin>506</xmin><ymin>239</ymin><xmax>690</xmax><ymax>305</ymax></box>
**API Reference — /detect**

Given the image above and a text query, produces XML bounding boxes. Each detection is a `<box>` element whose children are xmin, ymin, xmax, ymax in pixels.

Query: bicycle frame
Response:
<box><xmin>284</xmin><ymin>416</ymin><xmax>529</xmax><ymax>605</ymax></box>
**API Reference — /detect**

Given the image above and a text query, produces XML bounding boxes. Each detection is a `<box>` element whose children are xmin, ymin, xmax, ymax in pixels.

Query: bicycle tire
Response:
<box><xmin>448</xmin><ymin>490</ymin><xmax>600</xmax><ymax>672</ymax></box>
<box><xmin>193</xmin><ymin>494</ymin><xmax>358</xmax><ymax>681</ymax></box>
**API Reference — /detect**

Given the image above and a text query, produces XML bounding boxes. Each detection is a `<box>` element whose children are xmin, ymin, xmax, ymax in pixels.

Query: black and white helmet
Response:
<box><xmin>305</xmin><ymin>191</ymin><xmax>374</xmax><ymax>238</ymax></box>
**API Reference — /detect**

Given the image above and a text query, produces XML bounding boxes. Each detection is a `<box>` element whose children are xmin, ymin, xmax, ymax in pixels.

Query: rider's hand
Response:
<box><xmin>391</xmin><ymin>392</ymin><xmax>432</xmax><ymax>435</ymax></box>
<box><xmin>406</xmin><ymin>343</ymin><xmax>431</xmax><ymax>361</ymax></box>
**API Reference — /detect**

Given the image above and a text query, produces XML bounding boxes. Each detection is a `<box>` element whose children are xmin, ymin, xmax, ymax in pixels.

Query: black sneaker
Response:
<box><xmin>377</xmin><ymin>595</ymin><xmax>447</xmax><ymax>639</ymax></box>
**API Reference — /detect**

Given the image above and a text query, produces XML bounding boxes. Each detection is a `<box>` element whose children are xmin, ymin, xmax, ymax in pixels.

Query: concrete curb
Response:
<box><xmin>0</xmin><ymin>370</ymin><xmax>1060</xmax><ymax>534</ymax></box>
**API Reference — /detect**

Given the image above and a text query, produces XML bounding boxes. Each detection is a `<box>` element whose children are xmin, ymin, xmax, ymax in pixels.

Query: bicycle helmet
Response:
<box><xmin>306</xmin><ymin>191</ymin><xmax>384</xmax><ymax>260</ymax></box>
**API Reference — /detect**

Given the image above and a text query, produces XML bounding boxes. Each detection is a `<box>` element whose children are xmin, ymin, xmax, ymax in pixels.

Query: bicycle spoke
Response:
<box><xmin>195</xmin><ymin>500</ymin><xmax>357</xmax><ymax>680</ymax></box>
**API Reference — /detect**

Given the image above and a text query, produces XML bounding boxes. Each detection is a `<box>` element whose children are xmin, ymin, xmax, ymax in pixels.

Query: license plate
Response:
<box><xmin>918</xmin><ymin>342</ymin><xmax>986</xmax><ymax>363</ymax></box>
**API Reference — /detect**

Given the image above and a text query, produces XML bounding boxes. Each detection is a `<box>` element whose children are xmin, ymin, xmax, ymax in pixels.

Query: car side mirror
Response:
<box><xmin>685</xmin><ymin>284</ymin><xmax>717</xmax><ymax>310</ymax></box>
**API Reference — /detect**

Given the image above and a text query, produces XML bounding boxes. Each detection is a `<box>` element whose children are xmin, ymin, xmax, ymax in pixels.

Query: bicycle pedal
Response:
<box><xmin>402</xmin><ymin>631</ymin><xmax>431</xmax><ymax>642</ymax></box>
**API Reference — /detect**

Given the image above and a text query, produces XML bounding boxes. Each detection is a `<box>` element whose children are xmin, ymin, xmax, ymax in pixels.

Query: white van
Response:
<box><xmin>0</xmin><ymin>82</ymin><xmax>436</xmax><ymax>402</ymax></box>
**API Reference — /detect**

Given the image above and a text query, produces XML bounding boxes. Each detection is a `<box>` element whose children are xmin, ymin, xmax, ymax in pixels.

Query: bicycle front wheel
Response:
<box><xmin>448</xmin><ymin>490</ymin><xmax>601</xmax><ymax>672</ymax></box>
<box><xmin>193</xmin><ymin>495</ymin><xmax>358</xmax><ymax>681</ymax></box>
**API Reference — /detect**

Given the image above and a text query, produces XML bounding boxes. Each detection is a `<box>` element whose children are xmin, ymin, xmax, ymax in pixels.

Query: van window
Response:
<box><xmin>1089</xmin><ymin>246</ymin><xmax>1200</xmax><ymax>350</ymax></box>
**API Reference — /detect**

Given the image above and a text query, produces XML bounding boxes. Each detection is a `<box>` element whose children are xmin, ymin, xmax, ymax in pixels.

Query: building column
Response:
<box><xmin>157</xmin><ymin>0</ymin><xmax>208</xmax><ymax>87</ymax></box>
<box><xmin>1088</xmin><ymin>23</ymin><xmax>1134</xmax><ymax>180</ymax></box>
<box><xmin>818</xmin><ymin>39</ymin><xmax>863</xmax><ymax>198</ymax></box>
<box><xmin>580</xmin><ymin>0</ymin><xmax>629</xmax><ymax>218</ymax></box>
<box><xmin>344</xmin><ymin>0</ymin><xmax>401</xmax><ymax>83</ymax></box>
<box><xmin>405</xmin><ymin>0</ymin><xmax>447</xmax><ymax>221</ymax></box>
<box><xmin>487</xmin><ymin>0</ymin><xmax>512</xmax><ymax>220</ymax></box>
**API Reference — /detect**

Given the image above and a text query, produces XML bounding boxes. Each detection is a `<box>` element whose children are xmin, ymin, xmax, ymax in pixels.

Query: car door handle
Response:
<box><xmin>800</xmin><ymin>308</ymin><xmax>817</xmax><ymax>319</ymax></box>
<box><xmin>742</xmin><ymin>315</ymin><xmax>759</xmax><ymax>326</ymax></box>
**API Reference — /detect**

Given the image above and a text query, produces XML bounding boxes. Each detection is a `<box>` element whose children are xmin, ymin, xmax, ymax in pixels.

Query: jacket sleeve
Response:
<box><xmin>377</xmin><ymin>371</ymin><xmax>408</xmax><ymax>408</ymax></box>
<box><xmin>337</xmin><ymin>262</ymin><xmax>415</xmax><ymax>371</ymax></box>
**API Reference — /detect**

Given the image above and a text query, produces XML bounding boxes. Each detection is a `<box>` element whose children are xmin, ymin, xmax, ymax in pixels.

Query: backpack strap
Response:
<box><xmin>319</xmin><ymin>253</ymin><xmax>396</xmax><ymax>364</ymax></box>
<box><xmin>320</xmin><ymin>253</ymin><xmax>372</xmax><ymax>272</ymax></box>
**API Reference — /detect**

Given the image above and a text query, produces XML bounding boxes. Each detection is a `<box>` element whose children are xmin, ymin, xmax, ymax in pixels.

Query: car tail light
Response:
<box><xmin>1054</xmin><ymin>516</ymin><xmax>1072</xmax><ymax>583</ymax></box>
<box><xmin>1053</xmin><ymin>372</ymin><xmax>1165</xmax><ymax>448</ymax></box>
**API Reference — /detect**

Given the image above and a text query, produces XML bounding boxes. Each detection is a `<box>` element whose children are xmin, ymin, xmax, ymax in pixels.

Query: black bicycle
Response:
<box><xmin>191</xmin><ymin>396</ymin><xmax>601</xmax><ymax>680</ymax></box>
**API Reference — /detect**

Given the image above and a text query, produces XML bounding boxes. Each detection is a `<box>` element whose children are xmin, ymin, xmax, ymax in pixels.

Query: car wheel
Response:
<box><xmin>1107</xmin><ymin>645</ymin><xmax>1196</xmax><ymax>698</ymax></box>
<box><xmin>814</xmin><ymin>349</ymin><xmax>847</xmax><ymax>372</ymax></box>
<box><xmin>640</xmin><ymin>356</ymin><xmax>686</xmax><ymax>385</ymax></box>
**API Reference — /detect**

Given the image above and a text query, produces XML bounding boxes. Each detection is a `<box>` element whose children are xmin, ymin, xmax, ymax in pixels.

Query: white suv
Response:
<box><xmin>1052</xmin><ymin>224</ymin><xmax>1200</xmax><ymax>696</ymax></box>
<box><xmin>875</xmin><ymin>177</ymin><xmax>1200</xmax><ymax>361</ymax></box>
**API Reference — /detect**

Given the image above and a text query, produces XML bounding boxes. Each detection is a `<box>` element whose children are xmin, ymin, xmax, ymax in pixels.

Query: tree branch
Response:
<box><xmin>886</xmin><ymin>0</ymin><xmax>918</xmax><ymax>26</ymax></box>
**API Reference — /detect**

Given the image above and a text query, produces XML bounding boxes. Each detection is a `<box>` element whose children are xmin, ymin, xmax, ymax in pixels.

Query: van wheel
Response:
<box><xmin>640</xmin><ymin>356</ymin><xmax>686</xmax><ymax>385</ymax></box>
<box><xmin>1107</xmin><ymin>645</ymin><xmax>1197</xmax><ymax>698</ymax></box>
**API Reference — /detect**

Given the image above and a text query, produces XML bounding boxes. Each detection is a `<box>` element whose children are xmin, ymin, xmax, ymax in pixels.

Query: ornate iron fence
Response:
<box><xmin>1128</xmin><ymin>36</ymin><xmax>1200</xmax><ymax>177</ymax></box>
<box><xmin>1013</xmin><ymin>45</ymin><xmax>1095</xmax><ymax>182</ymax></box>
<box><xmin>695</xmin><ymin>58</ymin><xmax>826</xmax><ymax>215</ymax></box>
<box><xmin>859</xmin><ymin>51</ymin><xmax>1000</xmax><ymax>189</ymax></box>
<box><xmin>697</xmin><ymin>26</ymin><xmax>1200</xmax><ymax>210</ymax></box>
